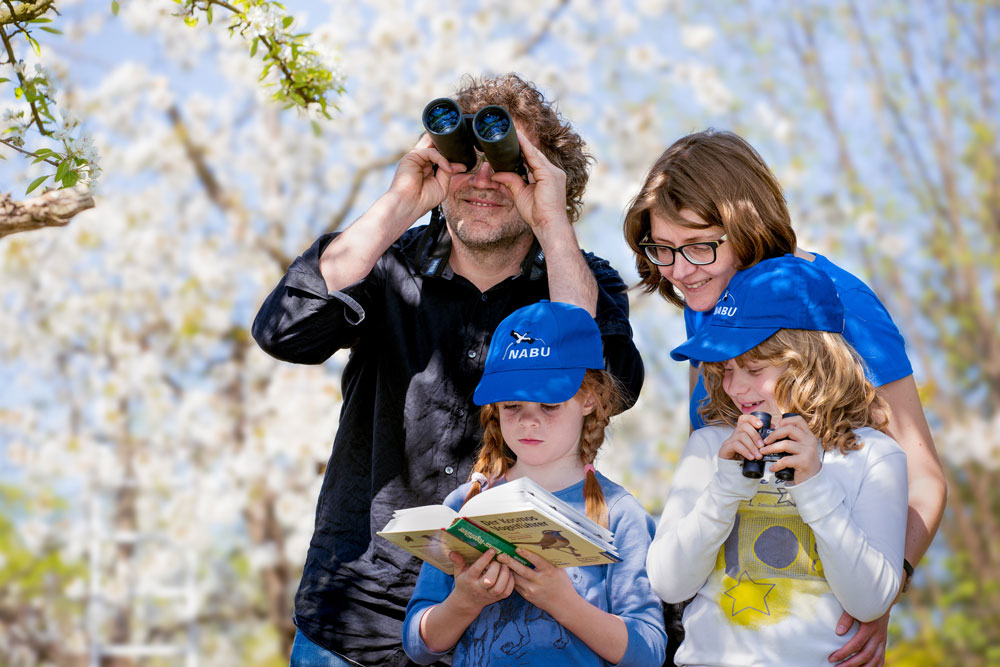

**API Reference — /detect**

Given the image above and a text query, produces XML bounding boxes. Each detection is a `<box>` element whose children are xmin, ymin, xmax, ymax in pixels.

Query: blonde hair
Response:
<box><xmin>623</xmin><ymin>130</ymin><xmax>797</xmax><ymax>308</ymax></box>
<box><xmin>699</xmin><ymin>329</ymin><xmax>889</xmax><ymax>454</ymax></box>
<box><xmin>465</xmin><ymin>369</ymin><xmax>622</xmax><ymax>528</ymax></box>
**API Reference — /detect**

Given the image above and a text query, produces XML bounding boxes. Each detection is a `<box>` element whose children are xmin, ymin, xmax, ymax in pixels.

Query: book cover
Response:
<box><xmin>376</xmin><ymin>510</ymin><xmax>485</xmax><ymax>575</ymax></box>
<box><xmin>377</xmin><ymin>477</ymin><xmax>620</xmax><ymax>573</ymax></box>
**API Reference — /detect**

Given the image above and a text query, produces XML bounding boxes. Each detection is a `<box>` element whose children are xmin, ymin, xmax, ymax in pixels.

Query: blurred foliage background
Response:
<box><xmin>0</xmin><ymin>0</ymin><xmax>996</xmax><ymax>665</ymax></box>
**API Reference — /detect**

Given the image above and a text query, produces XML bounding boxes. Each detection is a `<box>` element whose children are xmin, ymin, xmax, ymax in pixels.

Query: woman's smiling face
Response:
<box><xmin>648</xmin><ymin>209</ymin><xmax>738</xmax><ymax>312</ymax></box>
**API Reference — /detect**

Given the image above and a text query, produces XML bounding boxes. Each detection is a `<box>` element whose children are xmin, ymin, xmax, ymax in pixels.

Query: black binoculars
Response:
<box><xmin>742</xmin><ymin>411</ymin><xmax>798</xmax><ymax>482</ymax></box>
<box><xmin>421</xmin><ymin>98</ymin><xmax>527</xmax><ymax>179</ymax></box>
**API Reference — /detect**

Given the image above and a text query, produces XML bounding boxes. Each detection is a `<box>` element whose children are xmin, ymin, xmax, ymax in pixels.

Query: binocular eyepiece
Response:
<box><xmin>422</xmin><ymin>97</ymin><xmax>527</xmax><ymax>179</ymax></box>
<box><xmin>742</xmin><ymin>411</ymin><xmax>798</xmax><ymax>482</ymax></box>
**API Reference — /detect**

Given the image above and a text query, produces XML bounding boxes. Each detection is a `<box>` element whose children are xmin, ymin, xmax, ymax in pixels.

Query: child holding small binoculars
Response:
<box><xmin>646</xmin><ymin>255</ymin><xmax>908</xmax><ymax>666</ymax></box>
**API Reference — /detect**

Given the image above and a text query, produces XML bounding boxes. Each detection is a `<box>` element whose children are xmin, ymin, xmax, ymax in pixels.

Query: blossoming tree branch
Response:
<box><xmin>0</xmin><ymin>0</ymin><xmax>344</xmax><ymax>239</ymax></box>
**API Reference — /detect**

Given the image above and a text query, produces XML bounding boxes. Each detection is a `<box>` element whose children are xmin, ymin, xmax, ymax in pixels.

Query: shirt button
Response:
<box><xmin>456</xmin><ymin>409</ymin><xmax>465</xmax><ymax>417</ymax></box>
<box><xmin>481</xmin><ymin>294</ymin><xmax>488</xmax><ymax>301</ymax></box>
<box><xmin>444</xmin><ymin>466</ymin><xmax>455</xmax><ymax>475</ymax></box>
<box><xmin>467</xmin><ymin>350</ymin><xmax>477</xmax><ymax>359</ymax></box>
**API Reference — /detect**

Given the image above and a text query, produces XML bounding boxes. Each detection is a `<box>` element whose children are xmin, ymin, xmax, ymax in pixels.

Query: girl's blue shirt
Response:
<box><xmin>402</xmin><ymin>472</ymin><xmax>667</xmax><ymax>666</ymax></box>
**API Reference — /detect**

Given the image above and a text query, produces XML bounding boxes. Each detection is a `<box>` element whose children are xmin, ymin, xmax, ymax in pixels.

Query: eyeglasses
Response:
<box><xmin>639</xmin><ymin>234</ymin><xmax>728</xmax><ymax>266</ymax></box>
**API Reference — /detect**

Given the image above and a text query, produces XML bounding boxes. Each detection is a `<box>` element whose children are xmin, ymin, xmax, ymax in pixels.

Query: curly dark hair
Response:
<box><xmin>453</xmin><ymin>73</ymin><xmax>593</xmax><ymax>224</ymax></box>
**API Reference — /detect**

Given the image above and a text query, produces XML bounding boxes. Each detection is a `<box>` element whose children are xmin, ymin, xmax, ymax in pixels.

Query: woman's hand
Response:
<box><xmin>828</xmin><ymin>609</ymin><xmax>890</xmax><ymax>666</ymax></box>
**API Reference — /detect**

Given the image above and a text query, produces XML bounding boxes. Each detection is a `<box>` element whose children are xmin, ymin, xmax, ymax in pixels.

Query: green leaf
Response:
<box><xmin>40</xmin><ymin>27</ymin><xmax>63</xmax><ymax>34</ymax></box>
<box><xmin>55</xmin><ymin>160</ymin><xmax>70</xmax><ymax>182</ymax></box>
<box><xmin>250</xmin><ymin>37</ymin><xmax>259</xmax><ymax>57</ymax></box>
<box><xmin>184</xmin><ymin>15</ymin><xmax>198</xmax><ymax>27</ymax></box>
<box><xmin>28</xmin><ymin>36</ymin><xmax>41</xmax><ymax>57</ymax></box>
<box><xmin>0</xmin><ymin>78</ymin><xmax>9</xmax><ymax>84</ymax></box>
<box><xmin>14</xmin><ymin>87</ymin><xmax>23</xmax><ymax>99</ymax></box>
<box><xmin>206</xmin><ymin>5</ymin><xmax>213</xmax><ymax>23</ymax></box>
<box><xmin>111</xmin><ymin>0</ymin><xmax>120</xmax><ymax>15</ymax></box>
<box><xmin>282</xmin><ymin>16</ymin><xmax>294</xmax><ymax>29</ymax></box>
<box><xmin>26</xmin><ymin>174</ymin><xmax>50</xmax><ymax>195</ymax></box>
<box><xmin>62</xmin><ymin>171</ymin><xmax>79</xmax><ymax>188</ymax></box>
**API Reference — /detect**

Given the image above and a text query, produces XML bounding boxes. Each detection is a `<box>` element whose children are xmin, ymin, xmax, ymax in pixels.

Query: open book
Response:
<box><xmin>377</xmin><ymin>476</ymin><xmax>620</xmax><ymax>575</ymax></box>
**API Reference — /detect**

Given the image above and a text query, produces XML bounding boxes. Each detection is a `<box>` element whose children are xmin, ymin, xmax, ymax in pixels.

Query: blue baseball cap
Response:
<box><xmin>670</xmin><ymin>255</ymin><xmax>845</xmax><ymax>363</ymax></box>
<box><xmin>473</xmin><ymin>301</ymin><xmax>604</xmax><ymax>405</ymax></box>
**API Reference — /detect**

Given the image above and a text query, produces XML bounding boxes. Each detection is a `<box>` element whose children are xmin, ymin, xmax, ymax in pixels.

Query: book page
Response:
<box><xmin>377</xmin><ymin>523</ymin><xmax>484</xmax><ymax>575</ymax></box>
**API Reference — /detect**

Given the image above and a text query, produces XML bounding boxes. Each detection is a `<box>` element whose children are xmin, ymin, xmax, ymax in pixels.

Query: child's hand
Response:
<box><xmin>450</xmin><ymin>548</ymin><xmax>515</xmax><ymax>611</ymax></box>
<box><xmin>760</xmin><ymin>414</ymin><xmax>822</xmax><ymax>484</ymax></box>
<box><xmin>497</xmin><ymin>548</ymin><xmax>579</xmax><ymax>616</ymax></box>
<box><xmin>719</xmin><ymin>413</ymin><xmax>768</xmax><ymax>462</ymax></box>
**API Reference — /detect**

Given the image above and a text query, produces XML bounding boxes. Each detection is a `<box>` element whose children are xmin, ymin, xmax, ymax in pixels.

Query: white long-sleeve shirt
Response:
<box><xmin>647</xmin><ymin>425</ymin><xmax>907</xmax><ymax>667</ymax></box>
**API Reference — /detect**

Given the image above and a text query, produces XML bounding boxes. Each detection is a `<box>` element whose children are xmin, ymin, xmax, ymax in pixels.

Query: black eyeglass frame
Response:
<box><xmin>638</xmin><ymin>234</ymin><xmax>729</xmax><ymax>266</ymax></box>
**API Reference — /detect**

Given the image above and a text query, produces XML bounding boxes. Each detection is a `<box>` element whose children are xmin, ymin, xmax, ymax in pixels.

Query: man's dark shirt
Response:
<box><xmin>252</xmin><ymin>224</ymin><xmax>644</xmax><ymax>666</ymax></box>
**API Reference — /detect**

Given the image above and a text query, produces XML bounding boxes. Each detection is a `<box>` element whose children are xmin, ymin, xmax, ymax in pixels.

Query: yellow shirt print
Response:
<box><xmin>714</xmin><ymin>477</ymin><xmax>830</xmax><ymax>629</ymax></box>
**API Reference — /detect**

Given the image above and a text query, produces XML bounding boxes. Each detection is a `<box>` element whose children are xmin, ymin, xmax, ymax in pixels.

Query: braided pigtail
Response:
<box><xmin>583</xmin><ymin>463</ymin><xmax>608</xmax><ymax>528</ymax></box>
<box><xmin>577</xmin><ymin>369</ymin><xmax>623</xmax><ymax>529</ymax></box>
<box><xmin>464</xmin><ymin>403</ymin><xmax>516</xmax><ymax>504</ymax></box>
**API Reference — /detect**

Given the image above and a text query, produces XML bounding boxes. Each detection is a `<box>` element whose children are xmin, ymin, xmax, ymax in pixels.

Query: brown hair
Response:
<box><xmin>454</xmin><ymin>73</ymin><xmax>593</xmax><ymax>224</ymax></box>
<box><xmin>465</xmin><ymin>369</ymin><xmax>622</xmax><ymax>528</ymax></box>
<box><xmin>699</xmin><ymin>329</ymin><xmax>889</xmax><ymax>454</ymax></box>
<box><xmin>623</xmin><ymin>129</ymin><xmax>797</xmax><ymax>308</ymax></box>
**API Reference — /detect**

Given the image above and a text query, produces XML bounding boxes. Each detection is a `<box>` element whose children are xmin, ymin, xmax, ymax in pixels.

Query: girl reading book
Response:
<box><xmin>647</xmin><ymin>255</ymin><xmax>908</xmax><ymax>665</ymax></box>
<box><xmin>402</xmin><ymin>300</ymin><xmax>667</xmax><ymax>666</ymax></box>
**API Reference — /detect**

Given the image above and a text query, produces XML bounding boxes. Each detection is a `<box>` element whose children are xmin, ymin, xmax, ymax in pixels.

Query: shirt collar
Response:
<box><xmin>416</xmin><ymin>209</ymin><xmax>546</xmax><ymax>281</ymax></box>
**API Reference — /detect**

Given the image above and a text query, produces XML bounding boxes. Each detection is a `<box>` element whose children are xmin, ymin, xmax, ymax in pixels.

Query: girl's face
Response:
<box><xmin>648</xmin><ymin>208</ymin><xmax>738</xmax><ymax>312</ymax></box>
<box><xmin>498</xmin><ymin>391</ymin><xmax>595</xmax><ymax>472</ymax></box>
<box><xmin>722</xmin><ymin>358</ymin><xmax>788</xmax><ymax>417</ymax></box>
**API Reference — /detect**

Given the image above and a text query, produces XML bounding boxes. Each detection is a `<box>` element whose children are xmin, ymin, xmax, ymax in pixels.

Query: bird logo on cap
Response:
<box><xmin>510</xmin><ymin>330</ymin><xmax>537</xmax><ymax>344</ymax></box>
<box><xmin>714</xmin><ymin>289</ymin><xmax>739</xmax><ymax>318</ymax></box>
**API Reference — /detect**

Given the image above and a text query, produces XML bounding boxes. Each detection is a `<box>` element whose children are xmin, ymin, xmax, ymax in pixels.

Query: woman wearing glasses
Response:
<box><xmin>623</xmin><ymin>129</ymin><xmax>945</xmax><ymax>667</ymax></box>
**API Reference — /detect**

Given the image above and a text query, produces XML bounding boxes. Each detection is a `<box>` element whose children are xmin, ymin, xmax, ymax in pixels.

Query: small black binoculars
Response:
<box><xmin>742</xmin><ymin>411</ymin><xmax>798</xmax><ymax>482</ymax></box>
<box><xmin>421</xmin><ymin>98</ymin><xmax>526</xmax><ymax>179</ymax></box>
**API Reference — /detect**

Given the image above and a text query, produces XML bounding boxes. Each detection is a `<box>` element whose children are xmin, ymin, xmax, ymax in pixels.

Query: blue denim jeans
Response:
<box><xmin>289</xmin><ymin>630</ymin><xmax>365</xmax><ymax>667</ymax></box>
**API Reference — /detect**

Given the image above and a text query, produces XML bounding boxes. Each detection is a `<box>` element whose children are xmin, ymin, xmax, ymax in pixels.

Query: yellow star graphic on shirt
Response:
<box><xmin>724</xmin><ymin>571</ymin><xmax>775</xmax><ymax>617</ymax></box>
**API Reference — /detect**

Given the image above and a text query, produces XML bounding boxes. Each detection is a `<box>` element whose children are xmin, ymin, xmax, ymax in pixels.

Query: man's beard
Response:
<box><xmin>442</xmin><ymin>203</ymin><xmax>533</xmax><ymax>255</ymax></box>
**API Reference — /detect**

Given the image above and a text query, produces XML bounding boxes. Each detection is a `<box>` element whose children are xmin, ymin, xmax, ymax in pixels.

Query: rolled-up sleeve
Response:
<box><xmin>252</xmin><ymin>233</ymin><xmax>379</xmax><ymax>364</ymax></box>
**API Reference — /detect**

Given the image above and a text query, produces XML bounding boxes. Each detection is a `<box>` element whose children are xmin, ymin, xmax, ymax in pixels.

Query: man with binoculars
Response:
<box><xmin>252</xmin><ymin>73</ymin><xmax>644</xmax><ymax>666</ymax></box>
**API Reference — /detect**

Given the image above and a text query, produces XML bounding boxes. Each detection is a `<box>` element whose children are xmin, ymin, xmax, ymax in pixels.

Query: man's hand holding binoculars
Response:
<box><xmin>387</xmin><ymin>132</ymin><xmax>467</xmax><ymax>230</ymax></box>
<box><xmin>490</xmin><ymin>130</ymin><xmax>571</xmax><ymax>237</ymax></box>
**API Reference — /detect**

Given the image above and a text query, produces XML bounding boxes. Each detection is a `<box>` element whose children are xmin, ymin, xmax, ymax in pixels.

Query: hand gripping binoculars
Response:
<box><xmin>421</xmin><ymin>98</ymin><xmax>527</xmax><ymax>179</ymax></box>
<box><xmin>742</xmin><ymin>411</ymin><xmax>798</xmax><ymax>482</ymax></box>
